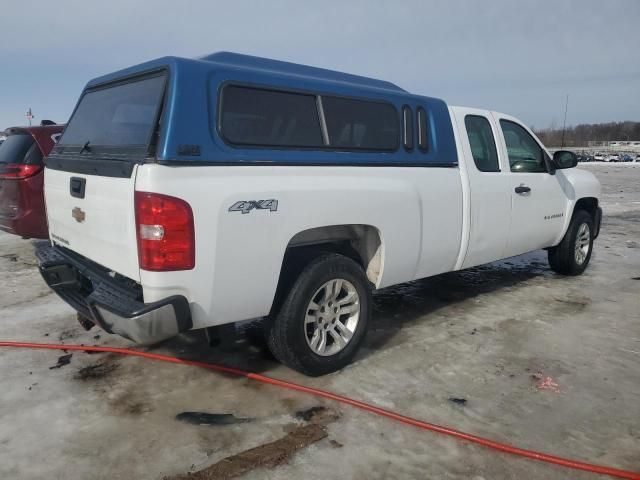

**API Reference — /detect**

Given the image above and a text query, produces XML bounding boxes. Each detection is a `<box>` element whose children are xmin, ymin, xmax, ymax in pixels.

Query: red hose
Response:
<box><xmin>1</xmin><ymin>340</ymin><xmax>638</xmax><ymax>480</ymax></box>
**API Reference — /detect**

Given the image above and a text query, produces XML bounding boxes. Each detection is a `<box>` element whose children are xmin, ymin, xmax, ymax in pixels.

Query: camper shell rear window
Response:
<box><xmin>59</xmin><ymin>72</ymin><xmax>166</xmax><ymax>150</ymax></box>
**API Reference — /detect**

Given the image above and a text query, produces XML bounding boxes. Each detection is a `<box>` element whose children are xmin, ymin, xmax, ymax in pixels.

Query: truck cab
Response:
<box><xmin>450</xmin><ymin>106</ymin><xmax>601</xmax><ymax>269</ymax></box>
<box><xmin>37</xmin><ymin>52</ymin><xmax>601</xmax><ymax>376</ymax></box>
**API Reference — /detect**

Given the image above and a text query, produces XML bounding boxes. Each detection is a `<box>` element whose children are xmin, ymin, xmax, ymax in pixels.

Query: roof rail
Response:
<box><xmin>200</xmin><ymin>51</ymin><xmax>406</xmax><ymax>93</ymax></box>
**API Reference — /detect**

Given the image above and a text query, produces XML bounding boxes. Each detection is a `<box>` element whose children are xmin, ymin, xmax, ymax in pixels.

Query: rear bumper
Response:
<box><xmin>35</xmin><ymin>244</ymin><xmax>192</xmax><ymax>344</ymax></box>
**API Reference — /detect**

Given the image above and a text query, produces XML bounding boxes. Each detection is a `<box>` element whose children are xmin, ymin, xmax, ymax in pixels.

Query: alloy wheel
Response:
<box><xmin>304</xmin><ymin>279</ymin><xmax>360</xmax><ymax>357</ymax></box>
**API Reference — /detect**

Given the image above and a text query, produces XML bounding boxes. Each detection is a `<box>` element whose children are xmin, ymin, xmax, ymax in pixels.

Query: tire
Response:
<box><xmin>265</xmin><ymin>252</ymin><xmax>371</xmax><ymax>376</ymax></box>
<box><xmin>548</xmin><ymin>210</ymin><xmax>594</xmax><ymax>275</ymax></box>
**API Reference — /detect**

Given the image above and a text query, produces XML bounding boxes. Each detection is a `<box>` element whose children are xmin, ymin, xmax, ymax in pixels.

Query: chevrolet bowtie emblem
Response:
<box><xmin>72</xmin><ymin>207</ymin><xmax>86</xmax><ymax>223</ymax></box>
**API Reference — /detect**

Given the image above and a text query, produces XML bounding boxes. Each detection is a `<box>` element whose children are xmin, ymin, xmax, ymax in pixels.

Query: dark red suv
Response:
<box><xmin>0</xmin><ymin>123</ymin><xmax>64</xmax><ymax>239</ymax></box>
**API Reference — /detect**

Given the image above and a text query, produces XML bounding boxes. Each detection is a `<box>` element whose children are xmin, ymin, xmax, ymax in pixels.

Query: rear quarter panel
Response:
<box><xmin>136</xmin><ymin>164</ymin><xmax>462</xmax><ymax>328</ymax></box>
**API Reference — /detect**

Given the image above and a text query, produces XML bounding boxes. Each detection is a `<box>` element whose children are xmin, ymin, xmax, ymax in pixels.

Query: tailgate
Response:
<box><xmin>43</xmin><ymin>70</ymin><xmax>167</xmax><ymax>282</ymax></box>
<box><xmin>45</xmin><ymin>167</ymin><xmax>140</xmax><ymax>281</ymax></box>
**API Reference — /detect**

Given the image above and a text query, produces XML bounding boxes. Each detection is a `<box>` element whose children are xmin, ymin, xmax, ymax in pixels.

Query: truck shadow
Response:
<box><xmin>158</xmin><ymin>251</ymin><xmax>551</xmax><ymax>374</ymax></box>
<box><xmin>158</xmin><ymin>325</ymin><xmax>281</xmax><ymax>376</ymax></box>
<box><xmin>363</xmin><ymin>250</ymin><xmax>551</xmax><ymax>356</ymax></box>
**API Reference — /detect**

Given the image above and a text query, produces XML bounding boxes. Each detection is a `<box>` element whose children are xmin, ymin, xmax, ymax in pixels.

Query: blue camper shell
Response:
<box><xmin>76</xmin><ymin>52</ymin><xmax>458</xmax><ymax>167</ymax></box>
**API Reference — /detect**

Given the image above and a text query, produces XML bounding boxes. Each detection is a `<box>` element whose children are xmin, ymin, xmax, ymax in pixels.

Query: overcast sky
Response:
<box><xmin>1</xmin><ymin>0</ymin><xmax>638</xmax><ymax>129</ymax></box>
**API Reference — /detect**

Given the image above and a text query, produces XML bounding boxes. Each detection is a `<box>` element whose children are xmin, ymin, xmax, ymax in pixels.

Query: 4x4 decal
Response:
<box><xmin>229</xmin><ymin>199</ymin><xmax>278</xmax><ymax>214</ymax></box>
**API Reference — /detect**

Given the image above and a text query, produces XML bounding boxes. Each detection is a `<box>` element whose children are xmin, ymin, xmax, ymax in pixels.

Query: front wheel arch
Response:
<box><xmin>548</xmin><ymin>209</ymin><xmax>594</xmax><ymax>276</ymax></box>
<box><xmin>571</xmin><ymin>197</ymin><xmax>599</xmax><ymax>226</ymax></box>
<box><xmin>553</xmin><ymin>197</ymin><xmax>600</xmax><ymax>247</ymax></box>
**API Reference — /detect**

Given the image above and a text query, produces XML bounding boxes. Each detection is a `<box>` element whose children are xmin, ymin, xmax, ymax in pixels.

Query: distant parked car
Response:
<box><xmin>605</xmin><ymin>154</ymin><xmax>620</xmax><ymax>162</ymax></box>
<box><xmin>621</xmin><ymin>154</ymin><xmax>634</xmax><ymax>162</ymax></box>
<box><xmin>593</xmin><ymin>153</ymin><xmax>605</xmax><ymax>161</ymax></box>
<box><xmin>0</xmin><ymin>122</ymin><xmax>64</xmax><ymax>238</ymax></box>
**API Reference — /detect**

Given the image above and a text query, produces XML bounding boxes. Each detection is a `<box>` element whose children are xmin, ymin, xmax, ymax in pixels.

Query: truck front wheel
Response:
<box><xmin>266</xmin><ymin>253</ymin><xmax>371</xmax><ymax>376</ymax></box>
<box><xmin>548</xmin><ymin>210</ymin><xmax>594</xmax><ymax>275</ymax></box>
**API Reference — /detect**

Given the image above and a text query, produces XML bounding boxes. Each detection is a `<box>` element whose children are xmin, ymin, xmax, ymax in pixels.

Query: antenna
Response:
<box><xmin>26</xmin><ymin>107</ymin><xmax>34</xmax><ymax>126</ymax></box>
<box><xmin>560</xmin><ymin>94</ymin><xmax>569</xmax><ymax>148</ymax></box>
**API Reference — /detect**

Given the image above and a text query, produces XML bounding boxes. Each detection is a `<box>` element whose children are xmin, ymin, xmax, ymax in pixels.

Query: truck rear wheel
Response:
<box><xmin>266</xmin><ymin>253</ymin><xmax>371</xmax><ymax>376</ymax></box>
<box><xmin>548</xmin><ymin>210</ymin><xmax>594</xmax><ymax>275</ymax></box>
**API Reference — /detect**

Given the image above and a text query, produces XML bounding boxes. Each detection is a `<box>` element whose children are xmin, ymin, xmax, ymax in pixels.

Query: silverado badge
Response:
<box><xmin>72</xmin><ymin>207</ymin><xmax>86</xmax><ymax>223</ymax></box>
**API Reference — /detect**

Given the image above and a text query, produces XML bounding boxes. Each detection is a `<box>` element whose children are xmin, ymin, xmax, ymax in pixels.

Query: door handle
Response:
<box><xmin>70</xmin><ymin>177</ymin><xmax>86</xmax><ymax>199</ymax></box>
<box><xmin>514</xmin><ymin>185</ymin><xmax>531</xmax><ymax>194</ymax></box>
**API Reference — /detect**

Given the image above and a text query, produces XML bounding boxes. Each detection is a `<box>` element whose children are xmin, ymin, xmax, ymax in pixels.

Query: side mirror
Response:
<box><xmin>553</xmin><ymin>150</ymin><xmax>578</xmax><ymax>169</ymax></box>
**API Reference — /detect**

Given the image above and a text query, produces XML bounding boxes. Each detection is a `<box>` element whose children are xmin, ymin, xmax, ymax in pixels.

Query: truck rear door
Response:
<box><xmin>451</xmin><ymin>107</ymin><xmax>511</xmax><ymax>269</ymax></box>
<box><xmin>44</xmin><ymin>72</ymin><xmax>167</xmax><ymax>282</ymax></box>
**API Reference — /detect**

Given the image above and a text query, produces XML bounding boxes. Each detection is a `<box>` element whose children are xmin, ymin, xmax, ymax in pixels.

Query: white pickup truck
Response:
<box><xmin>37</xmin><ymin>52</ymin><xmax>601</xmax><ymax>375</ymax></box>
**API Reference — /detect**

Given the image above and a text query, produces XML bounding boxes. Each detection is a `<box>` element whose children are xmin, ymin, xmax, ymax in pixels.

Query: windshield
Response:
<box><xmin>59</xmin><ymin>73</ymin><xmax>165</xmax><ymax>147</ymax></box>
<box><xmin>0</xmin><ymin>134</ymin><xmax>35</xmax><ymax>164</ymax></box>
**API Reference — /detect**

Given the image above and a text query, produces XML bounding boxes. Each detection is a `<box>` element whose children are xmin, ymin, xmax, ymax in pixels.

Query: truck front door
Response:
<box><xmin>494</xmin><ymin>114</ymin><xmax>567</xmax><ymax>257</ymax></box>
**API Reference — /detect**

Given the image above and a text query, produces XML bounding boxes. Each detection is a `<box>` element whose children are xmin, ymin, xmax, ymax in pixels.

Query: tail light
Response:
<box><xmin>135</xmin><ymin>192</ymin><xmax>195</xmax><ymax>271</ymax></box>
<box><xmin>0</xmin><ymin>163</ymin><xmax>42</xmax><ymax>179</ymax></box>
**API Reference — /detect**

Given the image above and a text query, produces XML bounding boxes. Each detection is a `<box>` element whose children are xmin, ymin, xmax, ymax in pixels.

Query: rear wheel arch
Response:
<box><xmin>270</xmin><ymin>224</ymin><xmax>383</xmax><ymax>315</ymax></box>
<box><xmin>266</xmin><ymin>250</ymin><xmax>372</xmax><ymax>375</ymax></box>
<box><xmin>285</xmin><ymin>224</ymin><xmax>383</xmax><ymax>285</ymax></box>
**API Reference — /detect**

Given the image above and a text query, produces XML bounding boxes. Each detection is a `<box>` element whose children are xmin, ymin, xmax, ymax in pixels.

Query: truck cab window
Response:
<box><xmin>464</xmin><ymin>115</ymin><xmax>499</xmax><ymax>172</ymax></box>
<box><xmin>499</xmin><ymin>120</ymin><xmax>547</xmax><ymax>173</ymax></box>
